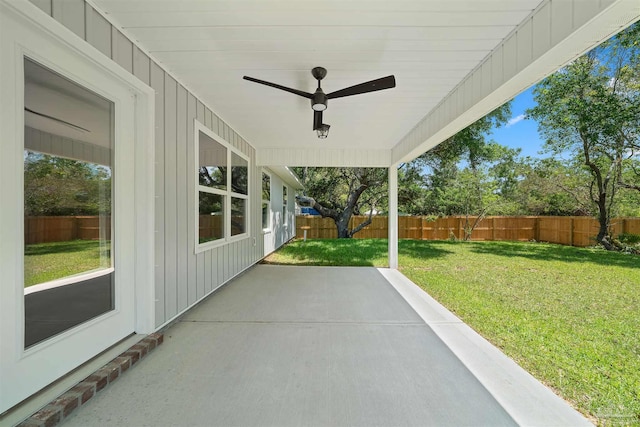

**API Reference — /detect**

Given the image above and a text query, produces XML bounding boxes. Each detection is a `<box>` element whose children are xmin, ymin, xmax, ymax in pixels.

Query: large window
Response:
<box><xmin>23</xmin><ymin>58</ymin><xmax>114</xmax><ymax>348</ymax></box>
<box><xmin>262</xmin><ymin>172</ymin><xmax>271</xmax><ymax>231</ymax></box>
<box><xmin>282</xmin><ymin>185</ymin><xmax>288</xmax><ymax>226</ymax></box>
<box><xmin>196</xmin><ymin>123</ymin><xmax>249</xmax><ymax>250</ymax></box>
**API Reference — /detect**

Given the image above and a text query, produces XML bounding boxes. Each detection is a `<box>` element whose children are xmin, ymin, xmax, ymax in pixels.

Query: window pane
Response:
<box><xmin>23</xmin><ymin>58</ymin><xmax>114</xmax><ymax>348</ymax></box>
<box><xmin>283</xmin><ymin>186</ymin><xmax>287</xmax><ymax>225</ymax></box>
<box><xmin>262</xmin><ymin>202</ymin><xmax>269</xmax><ymax>229</ymax></box>
<box><xmin>231</xmin><ymin>152</ymin><xmax>248</xmax><ymax>195</ymax></box>
<box><xmin>231</xmin><ymin>197</ymin><xmax>246</xmax><ymax>236</ymax></box>
<box><xmin>262</xmin><ymin>172</ymin><xmax>270</xmax><ymax>200</ymax></box>
<box><xmin>199</xmin><ymin>131</ymin><xmax>226</xmax><ymax>190</ymax></box>
<box><xmin>199</xmin><ymin>192</ymin><xmax>224</xmax><ymax>243</ymax></box>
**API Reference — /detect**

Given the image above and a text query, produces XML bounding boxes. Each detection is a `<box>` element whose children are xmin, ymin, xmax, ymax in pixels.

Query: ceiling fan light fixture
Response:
<box><xmin>316</xmin><ymin>124</ymin><xmax>330</xmax><ymax>139</ymax></box>
<box><xmin>311</xmin><ymin>91</ymin><xmax>327</xmax><ymax>111</ymax></box>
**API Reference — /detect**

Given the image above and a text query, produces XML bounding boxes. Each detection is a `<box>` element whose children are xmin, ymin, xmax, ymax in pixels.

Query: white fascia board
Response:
<box><xmin>267</xmin><ymin>166</ymin><xmax>304</xmax><ymax>190</ymax></box>
<box><xmin>392</xmin><ymin>0</ymin><xmax>640</xmax><ymax>165</ymax></box>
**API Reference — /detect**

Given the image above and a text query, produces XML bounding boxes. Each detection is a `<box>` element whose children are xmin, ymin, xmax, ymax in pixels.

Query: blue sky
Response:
<box><xmin>489</xmin><ymin>87</ymin><xmax>547</xmax><ymax>159</ymax></box>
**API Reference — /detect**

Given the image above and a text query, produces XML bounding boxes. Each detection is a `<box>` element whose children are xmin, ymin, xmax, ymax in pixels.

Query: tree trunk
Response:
<box><xmin>336</xmin><ymin>216</ymin><xmax>351</xmax><ymax>238</ymax></box>
<box><xmin>595</xmin><ymin>194</ymin><xmax>614</xmax><ymax>250</ymax></box>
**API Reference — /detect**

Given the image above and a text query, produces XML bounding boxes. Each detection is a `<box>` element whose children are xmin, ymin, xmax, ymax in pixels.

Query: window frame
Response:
<box><xmin>261</xmin><ymin>170</ymin><xmax>272</xmax><ymax>233</ymax></box>
<box><xmin>282</xmin><ymin>185</ymin><xmax>288</xmax><ymax>227</ymax></box>
<box><xmin>195</xmin><ymin>120</ymin><xmax>250</xmax><ymax>253</ymax></box>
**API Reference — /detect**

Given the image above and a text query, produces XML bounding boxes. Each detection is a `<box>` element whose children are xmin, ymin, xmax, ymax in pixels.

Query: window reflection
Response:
<box><xmin>231</xmin><ymin>152</ymin><xmax>248</xmax><ymax>195</ymax></box>
<box><xmin>199</xmin><ymin>133</ymin><xmax>226</xmax><ymax>190</ymax></box>
<box><xmin>231</xmin><ymin>197</ymin><xmax>246</xmax><ymax>236</ymax></box>
<box><xmin>24</xmin><ymin>58</ymin><xmax>114</xmax><ymax>348</ymax></box>
<box><xmin>199</xmin><ymin>192</ymin><xmax>224</xmax><ymax>243</ymax></box>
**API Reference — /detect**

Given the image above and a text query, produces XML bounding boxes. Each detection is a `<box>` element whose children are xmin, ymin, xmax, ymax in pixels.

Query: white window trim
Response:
<box><xmin>195</xmin><ymin>120</ymin><xmax>250</xmax><ymax>253</ymax></box>
<box><xmin>262</xmin><ymin>170</ymin><xmax>272</xmax><ymax>233</ymax></box>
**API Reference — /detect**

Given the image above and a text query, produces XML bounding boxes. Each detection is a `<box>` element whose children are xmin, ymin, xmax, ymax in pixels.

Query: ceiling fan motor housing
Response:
<box><xmin>311</xmin><ymin>90</ymin><xmax>327</xmax><ymax>111</ymax></box>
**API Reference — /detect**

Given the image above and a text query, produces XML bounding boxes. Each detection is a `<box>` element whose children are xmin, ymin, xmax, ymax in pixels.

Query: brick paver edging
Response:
<box><xmin>17</xmin><ymin>333</ymin><xmax>163</xmax><ymax>427</ymax></box>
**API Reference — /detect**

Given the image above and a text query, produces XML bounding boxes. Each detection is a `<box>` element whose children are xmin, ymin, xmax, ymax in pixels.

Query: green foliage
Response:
<box><xmin>618</xmin><ymin>232</ymin><xmax>640</xmax><ymax>245</ymax></box>
<box><xmin>406</xmin><ymin>103</ymin><xmax>523</xmax><ymax>217</ymax></box>
<box><xmin>262</xmin><ymin>238</ymin><xmax>388</xmax><ymax>266</ymax></box>
<box><xmin>293</xmin><ymin>167</ymin><xmax>387</xmax><ymax>237</ymax></box>
<box><xmin>526</xmin><ymin>23</ymin><xmax>640</xmax><ymax>245</ymax></box>
<box><xmin>24</xmin><ymin>152</ymin><xmax>111</xmax><ymax>216</ymax></box>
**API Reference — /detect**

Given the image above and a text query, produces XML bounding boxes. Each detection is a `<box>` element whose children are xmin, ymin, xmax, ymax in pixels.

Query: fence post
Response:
<box><xmin>569</xmin><ymin>217</ymin><xmax>574</xmax><ymax>246</ymax></box>
<box><xmin>491</xmin><ymin>217</ymin><xmax>496</xmax><ymax>241</ymax></box>
<box><xmin>534</xmin><ymin>217</ymin><xmax>540</xmax><ymax>241</ymax></box>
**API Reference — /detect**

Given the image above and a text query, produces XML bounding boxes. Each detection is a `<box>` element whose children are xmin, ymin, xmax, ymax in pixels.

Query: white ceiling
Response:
<box><xmin>93</xmin><ymin>0</ymin><xmax>543</xmax><ymax>154</ymax></box>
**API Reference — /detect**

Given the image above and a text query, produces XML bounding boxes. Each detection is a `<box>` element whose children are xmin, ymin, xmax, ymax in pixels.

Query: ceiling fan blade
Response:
<box><xmin>327</xmin><ymin>75</ymin><xmax>396</xmax><ymax>100</ymax></box>
<box><xmin>313</xmin><ymin>110</ymin><xmax>323</xmax><ymax>130</ymax></box>
<box><xmin>243</xmin><ymin>76</ymin><xmax>313</xmax><ymax>99</ymax></box>
<box><xmin>25</xmin><ymin>107</ymin><xmax>91</xmax><ymax>132</ymax></box>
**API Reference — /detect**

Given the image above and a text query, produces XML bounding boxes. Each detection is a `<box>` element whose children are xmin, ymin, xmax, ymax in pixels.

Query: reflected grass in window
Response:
<box><xmin>24</xmin><ymin>239</ymin><xmax>108</xmax><ymax>287</ymax></box>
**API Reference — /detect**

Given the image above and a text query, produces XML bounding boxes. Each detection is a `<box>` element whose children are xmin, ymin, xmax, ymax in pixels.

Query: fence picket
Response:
<box><xmin>294</xmin><ymin>215</ymin><xmax>640</xmax><ymax>247</ymax></box>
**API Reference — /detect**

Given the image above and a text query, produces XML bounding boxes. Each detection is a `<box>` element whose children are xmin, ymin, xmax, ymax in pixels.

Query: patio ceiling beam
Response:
<box><xmin>256</xmin><ymin>147</ymin><xmax>392</xmax><ymax>168</ymax></box>
<box><xmin>392</xmin><ymin>0</ymin><xmax>640</xmax><ymax>165</ymax></box>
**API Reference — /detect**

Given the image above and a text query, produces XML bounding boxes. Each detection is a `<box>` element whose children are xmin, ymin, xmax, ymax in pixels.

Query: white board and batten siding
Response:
<box><xmin>262</xmin><ymin>169</ymin><xmax>298</xmax><ymax>256</ymax></box>
<box><xmin>27</xmin><ymin>0</ymin><xmax>292</xmax><ymax>328</ymax></box>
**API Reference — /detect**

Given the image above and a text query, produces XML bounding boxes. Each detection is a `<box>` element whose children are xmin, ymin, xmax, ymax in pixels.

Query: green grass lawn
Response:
<box><xmin>24</xmin><ymin>240</ymin><xmax>108</xmax><ymax>287</ymax></box>
<box><xmin>264</xmin><ymin>238</ymin><xmax>640</xmax><ymax>425</ymax></box>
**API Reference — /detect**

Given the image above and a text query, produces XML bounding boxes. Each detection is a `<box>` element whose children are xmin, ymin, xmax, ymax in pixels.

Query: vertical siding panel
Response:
<box><xmin>52</xmin><ymin>0</ymin><xmax>85</xmax><ymax>39</ymax></box>
<box><xmin>197</xmin><ymin>250</ymin><xmax>205</xmax><ymax>299</ymax></box>
<box><xmin>186</xmin><ymin>93</ymin><xmax>197</xmax><ymax>305</ymax></box>
<box><xmin>176</xmin><ymin>85</ymin><xmax>189</xmax><ymax>310</ymax></box>
<box><xmin>29</xmin><ymin>0</ymin><xmax>52</xmax><ymax>15</ymax></box>
<box><xmin>223</xmin><ymin>244</ymin><xmax>229</xmax><ymax>283</ymax></box>
<box><xmin>111</xmin><ymin>28</ymin><xmax>133</xmax><ymax>73</ymax></box>
<box><xmin>205</xmin><ymin>250</ymin><xmax>213</xmax><ymax>294</ymax></box>
<box><xmin>133</xmin><ymin>47</ymin><xmax>150</xmax><ymax>85</ymax></box>
<box><xmin>164</xmin><ymin>75</ymin><xmax>178</xmax><ymax>317</ymax></box>
<box><xmin>205</xmin><ymin>108</ymin><xmax>213</xmax><ymax>130</ymax></box>
<box><xmin>503</xmin><ymin>35</ymin><xmax>517</xmax><ymax>81</ymax></box>
<box><xmin>517</xmin><ymin>20</ymin><xmax>533</xmax><ymax>73</ymax></box>
<box><xmin>195</xmin><ymin>101</ymin><xmax>206</xmax><ymax>299</ymax></box>
<box><xmin>150</xmin><ymin>62</ymin><xmax>166</xmax><ymax>326</ymax></box>
<box><xmin>212</xmin><ymin>114</ymin><xmax>220</xmax><ymax>135</ymax></box>
<box><xmin>217</xmin><ymin>248</ymin><xmax>223</xmax><ymax>287</ymax></box>
<box><xmin>491</xmin><ymin>45</ymin><xmax>503</xmax><ymax>91</ymax></box>
<box><xmin>85</xmin><ymin>5</ymin><xmax>111</xmax><ymax>58</ymax></box>
<box><xmin>532</xmin><ymin>2</ymin><xmax>551</xmax><ymax>60</ymax></box>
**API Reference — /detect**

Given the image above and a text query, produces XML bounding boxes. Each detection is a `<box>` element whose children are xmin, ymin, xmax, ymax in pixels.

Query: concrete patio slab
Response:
<box><xmin>61</xmin><ymin>265</ymin><xmax>589</xmax><ymax>427</ymax></box>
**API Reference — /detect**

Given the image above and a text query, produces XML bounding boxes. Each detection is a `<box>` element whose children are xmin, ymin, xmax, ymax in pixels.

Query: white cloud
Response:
<box><xmin>506</xmin><ymin>114</ymin><xmax>525</xmax><ymax>127</ymax></box>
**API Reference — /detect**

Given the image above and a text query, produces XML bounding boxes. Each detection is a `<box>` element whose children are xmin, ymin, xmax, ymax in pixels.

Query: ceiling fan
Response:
<box><xmin>243</xmin><ymin>67</ymin><xmax>396</xmax><ymax>138</ymax></box>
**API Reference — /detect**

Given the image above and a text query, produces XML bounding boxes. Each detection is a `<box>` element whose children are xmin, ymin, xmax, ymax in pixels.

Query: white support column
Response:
<box><xmin>388</xmin><ymin>164</ymin><xmax>398</xmax><ymax>269</ymax></box>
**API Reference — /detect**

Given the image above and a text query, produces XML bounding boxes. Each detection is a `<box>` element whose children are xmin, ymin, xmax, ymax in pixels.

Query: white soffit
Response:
<box><xmin>92</xmin><ymin>0</ymin><xmax>639</xmax><ymax>166</ymax></box>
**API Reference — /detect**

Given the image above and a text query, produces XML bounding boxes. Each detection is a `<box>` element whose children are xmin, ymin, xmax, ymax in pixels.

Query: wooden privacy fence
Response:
<box><xmin>295</xmin><ymin>215</ymin><xmax>640</xmax><ymax>247</ymax></box>
<box><xmin>25</xmin><ymin>216</ymin><xmax>111</xmax><ymax>244</ymax></box>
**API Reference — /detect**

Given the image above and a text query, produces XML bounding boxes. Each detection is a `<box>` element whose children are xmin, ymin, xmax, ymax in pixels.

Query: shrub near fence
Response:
<box><xmin>295</xmin><ymin>215</ymin><xmax>640</xmax><ymax>247</ymax></box>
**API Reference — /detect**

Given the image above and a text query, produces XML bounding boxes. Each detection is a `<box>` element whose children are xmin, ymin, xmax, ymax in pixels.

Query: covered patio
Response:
<box><xmin>61</xmin><ymin>265</ymin><xmax>588</xmax><ymax>426</ymax></box>
<box><xmin>2</xmin><ymin>0</ymin><xmax>639</xmax><ymax>425</ymax></box>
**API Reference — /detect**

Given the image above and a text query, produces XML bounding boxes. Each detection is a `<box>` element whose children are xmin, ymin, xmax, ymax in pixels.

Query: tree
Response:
<box><xmin>514</xmin><ymin>157</ymin><xmax>593</xmax><ymax>216</ymax></box>
<box><xmin>294</xmin><ymin>167</ymin><xmax>387</xmax><ymax>238</ymax></box>
<box><xmin>24</xmin><ymin>151</ymin><xmax>111</xmax><ymax>216</ymax></box>
<box><xmin>527</xmin><ymin>23</ymin><xmax>640</xmax><ymax>250</ymax></box>
<box><xmin>409</xmin><ymin>104</ymin><xmax>520</xmax><ymax>238</ymax></box>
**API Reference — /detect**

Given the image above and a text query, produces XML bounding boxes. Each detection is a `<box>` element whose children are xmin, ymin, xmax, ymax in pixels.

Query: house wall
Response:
<box><xmin>26</xmin><ymin>0</ymin><xmax>289</xmax><ymax>328</ymax></box>
<box><xmin>262</xmin><ymin>169</ymin><xmax>297</xmax><ymax>256</ymax></box>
